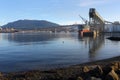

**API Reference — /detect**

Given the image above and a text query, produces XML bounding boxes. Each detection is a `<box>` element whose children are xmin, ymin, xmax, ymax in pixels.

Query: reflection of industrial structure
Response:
<box><xmin>78</xmin><ymin>34</ymin><xmax>104</xmax><ymax>58</ymax></box>
<box><xmin>89</xmin><ymin>35</ymin><xmax>104</xmax><ymax>54</ymax></box>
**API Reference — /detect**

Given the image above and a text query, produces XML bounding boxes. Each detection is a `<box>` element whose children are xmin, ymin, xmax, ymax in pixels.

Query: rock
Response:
<box><xmin>80</xmin><ymin>66</ymin><xmax>91</xmax><ymax>80</ymax></box>
<box><xmin>105</xmin><ymin>70</ymin><xmax>119</xmax><ymax>80</ymax></box>
<box><xmin>112</xmin><ymin>62</ymin><xmax>118</xmax><ymax>70</ymax></box>
<box><xmin>77</xmin><ymin>76</ymin><xmax>83</xmax><ymax>80</ymax></box>
<box><xmin>95</xmin><ymin>66</ymin><xmax>103</xmax><ymax>76</ymax></box>
<box><xmin>116</xmin><ymin>69</ymin><xmax>120</xmax><ymax>74</ymax></box>
<box><xmin>85</xmin><ymin>77</ymin><xmax>102</xmax><ymax>80</ymax></box>
<box><xmin>103</xmin><ymin>66</ymin><xmax>112</xmax><ymax>76</ymax></box>
<box><xmin>0</xmin><ymin>72</ymin><xmax>3</xmax><ymax>77</ymax></box>
<box><xmin>89</xmin><ymin>65</ymin><xmax>103</xmax><ymax>77</ymax></box>
<box><xmin>109</xmin><ymin>62</ymin><xmax>120</xmax><ymax>71</ymax></box>
<box><xmin>118</xmin><ymin>62</ymin><xmax>120</xmax><ymax>69</ymax></box>
<box><xmin>82</xmin><ymin>66</ymin><xmax>90</xmax><ymax>73</ymax></box>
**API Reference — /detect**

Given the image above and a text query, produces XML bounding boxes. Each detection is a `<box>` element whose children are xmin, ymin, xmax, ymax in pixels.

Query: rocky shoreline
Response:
<box><xmin>0</xmin><ymin>56</ymin><xmax>120</xmax><ymax>80</ymax></box>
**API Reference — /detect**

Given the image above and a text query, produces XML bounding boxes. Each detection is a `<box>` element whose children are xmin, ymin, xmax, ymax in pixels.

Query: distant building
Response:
<box><xmin>105</xmin><ymin>21</ymin><xmax>120</xmax><ymax>32</ymax></box>
<box><xmin>112</xmin><ymin>21</ymin><xmax>120</xmax><ymax>32</ymax></box>
<box><xmin>0</xmin><ymin>27</ymin><xmax>2</xmax><ymax>30</ymax></box>
<box><xmin>113</xmin><ymin>21</ymin><xmax>120</xmax><ymax>25</ymax></box>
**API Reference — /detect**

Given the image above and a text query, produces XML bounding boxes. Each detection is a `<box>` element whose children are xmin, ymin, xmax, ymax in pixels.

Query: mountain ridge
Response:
<box><xmin>1</xmin><ymin>20</ymin><xmax>59</xmax><ymax>30</ymax></box>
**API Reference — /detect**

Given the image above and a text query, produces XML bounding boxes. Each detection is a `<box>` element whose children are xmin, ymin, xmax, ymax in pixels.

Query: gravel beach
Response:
<box><xmin>0</xmin><ymin>56</ymin><xmax>120</xmax><ymax>80</ymax></box>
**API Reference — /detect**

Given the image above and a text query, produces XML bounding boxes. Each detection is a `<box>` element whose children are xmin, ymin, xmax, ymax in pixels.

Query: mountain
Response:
<box><xmin>1</xmin><ymin>20</ymin><xmax>59</xmax><ymax>30</ymax></box>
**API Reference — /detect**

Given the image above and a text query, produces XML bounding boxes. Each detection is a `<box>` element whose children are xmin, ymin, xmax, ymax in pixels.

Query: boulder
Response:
<box><xmin>82</xmin><ymin>66</ymin><xmax>90</xmax><ymax>73</ymax></box>
<box><xmin>89</xmin><ymin>66</ymin><xmax>103</xmax><ymax>77</ymax></box>
<box><xmin>105</xmin><ymin>70</ymin><xmax>119</xmax><ymax>80</ymax></box>
<box><xmin>0</xmin><ymin>72</ymin><xmax>3</xmax><ymax>77</ymax></box>
<box><xmin>87</xmin><ymin>77</ymin><xmax>102</xmax><ymax>80</ymax></box>
<box><xmin>118</xmin><ymin>62</ymin><xmax>120</xmax><ymax>69</ymax></box>
<box><xmin>103</xmin><ymin>66</ymin><xmax>112</xmax><ymax>76</ymax></box>
<box><xmin>77</xmin><ymin>76</ymin><xmax>83</xmax><ymax>80</ymax></box>
<box><xmin>116</xmin><ymin>69</ymin><xmax>120</xmax><ymax>75</ymax></box>
<box><xmin>110</xmin><ymin>62</ymin><xmax>120</xmax><ymax>71</ymax></box>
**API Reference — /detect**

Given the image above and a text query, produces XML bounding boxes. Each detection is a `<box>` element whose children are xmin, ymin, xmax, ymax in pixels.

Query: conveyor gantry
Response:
<box><xmin>89</xmin><ymin>8</ymin><xmax>105</xmax><ymax>33</ymax></box>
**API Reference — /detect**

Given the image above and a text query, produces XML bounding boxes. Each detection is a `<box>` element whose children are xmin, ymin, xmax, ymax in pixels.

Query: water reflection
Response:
<box><xmin>2</xmin><ymin>33</ymin><xmax>110</xmax><ymax>61</ymax></box>
<box><xmin>0</xmin><ymin>32</ymin><xmax>119</xmax><ymax>72</ymax></box>
<box><xmin>3</xmin><ymin>32</ymin><xmax>78</xmax><ymax>44</ymax></box>
<box><xmin>88</xmin><ymin>35</ymin><xmax>104</xmax><ymax>58</ymax></box>
<box><xmin>3</xmin><ymin>32</ymin><xmax>57</xmax><ymax>43</ymax></box>
<box><xmin>78</xmin><ymin>34</ymin><xmax>105</xmax><ymax>58</ymax></box>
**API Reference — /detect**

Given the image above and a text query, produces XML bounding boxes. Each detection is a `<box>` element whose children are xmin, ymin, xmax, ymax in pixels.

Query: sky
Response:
<box><xmin>0</xmin><ymin>0</ymin><xmax>120</xmax><ymax>25</ymax></box>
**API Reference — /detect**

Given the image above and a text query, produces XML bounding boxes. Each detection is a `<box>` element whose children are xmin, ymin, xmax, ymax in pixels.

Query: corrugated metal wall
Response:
<box><xmin>105</xmin><ymin>24</ymin><xmax>120</xmax><ymax>32</ymax></box>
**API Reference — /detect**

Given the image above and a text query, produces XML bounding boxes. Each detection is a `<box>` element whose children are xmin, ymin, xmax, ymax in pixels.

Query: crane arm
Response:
<box><xmin>79</xmin><ymin>15</ymin><xmax>88</xmax><ymax>24</ymax></box>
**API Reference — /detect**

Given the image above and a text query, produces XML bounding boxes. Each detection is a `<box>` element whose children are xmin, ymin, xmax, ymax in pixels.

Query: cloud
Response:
<box><xmin>79</xmin><ymin>0</ymin><xmax>111</xmax><ymax>7</ymax></box>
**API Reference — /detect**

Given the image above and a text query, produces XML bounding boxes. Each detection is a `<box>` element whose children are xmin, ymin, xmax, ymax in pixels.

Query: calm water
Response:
<box><xmin>0</xmin><ymin>32</ymin><xmax>120</xmax><ymax>72</ymax></box>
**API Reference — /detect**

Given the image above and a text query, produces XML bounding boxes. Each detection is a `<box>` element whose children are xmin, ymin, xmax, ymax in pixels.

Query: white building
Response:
<box><xmin>105</xmin><ymin>21</ymin><xmax>120</xmax><ymax>32</ymax></box>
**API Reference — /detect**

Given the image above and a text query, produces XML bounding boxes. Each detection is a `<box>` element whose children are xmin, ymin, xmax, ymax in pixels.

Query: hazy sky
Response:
<box><xmin>0</xmin><ymin>0</ymin><xmax>120</xmax><ymax>25</ymax></box>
